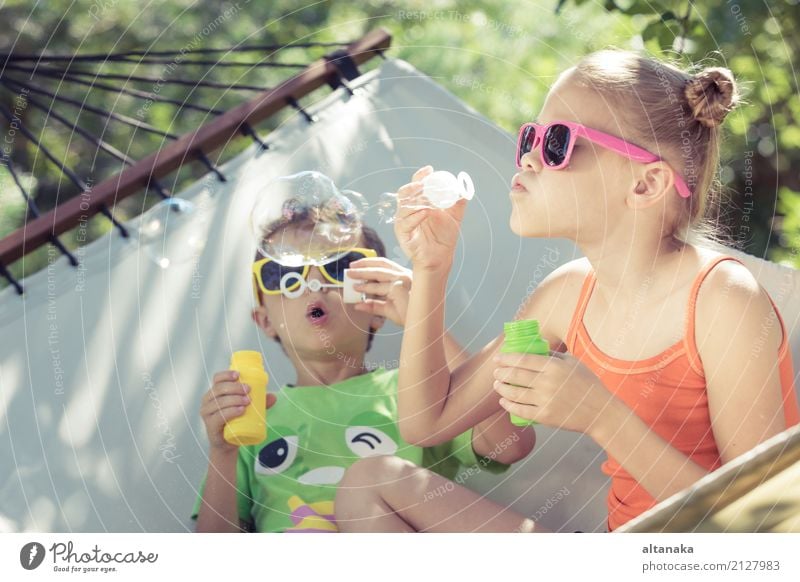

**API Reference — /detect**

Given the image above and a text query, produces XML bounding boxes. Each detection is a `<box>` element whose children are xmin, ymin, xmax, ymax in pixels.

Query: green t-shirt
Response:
<box><xmin>192</xmin><ymin>367</ymin><xmax>507</xmax><ymax>532</ymax></box>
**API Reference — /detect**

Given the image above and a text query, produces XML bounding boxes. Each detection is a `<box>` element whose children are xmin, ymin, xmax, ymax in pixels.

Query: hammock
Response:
<box><xmin>1</xmin><ymin>54</ymin><xmax>798</xmax><ymax>533</ymax></box>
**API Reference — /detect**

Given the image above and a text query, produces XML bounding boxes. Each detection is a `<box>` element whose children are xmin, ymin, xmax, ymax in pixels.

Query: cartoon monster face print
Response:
<box><xmin>254</xmin><ymin>410</ymin><xmax>400</xmax><ymax>485</ymax></box>
<box><xmin>254</xmin><ymin>410</ymin><xmax>401</xmax><ymax>532</ymax></box>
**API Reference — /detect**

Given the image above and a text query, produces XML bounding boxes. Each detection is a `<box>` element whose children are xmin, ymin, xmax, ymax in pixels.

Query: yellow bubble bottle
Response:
<box><xmin>223</xmin><ymin>351</ymin><xmax>268</xmax><ymax>446</ymax></box>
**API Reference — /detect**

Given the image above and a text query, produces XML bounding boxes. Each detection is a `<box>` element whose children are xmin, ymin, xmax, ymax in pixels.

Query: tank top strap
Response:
<box><xmin>684</xmin><ymin>255</ymin><xmax>747</xmax><ymax>375</ymax></box>
<box><xmin>566</xmin><ymin>268</ymin><xmax>597</xmax><ymax>352</ymax></box>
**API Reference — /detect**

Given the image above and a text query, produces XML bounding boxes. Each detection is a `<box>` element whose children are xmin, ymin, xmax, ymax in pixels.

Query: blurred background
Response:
<box><xmin>1</xmin><ymin>0</ymin><xmax>798</xmax><ymax>279</ymax></box>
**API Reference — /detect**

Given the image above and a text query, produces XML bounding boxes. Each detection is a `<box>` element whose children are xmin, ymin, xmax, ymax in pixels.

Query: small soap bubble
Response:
<box><xmin>136</xmin><ymin>197</ymin><xmax>208</xmax><ymax>269</ymax></box>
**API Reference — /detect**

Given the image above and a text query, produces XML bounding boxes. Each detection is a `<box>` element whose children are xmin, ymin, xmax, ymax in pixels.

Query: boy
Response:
<box><xmin>193</xmin><ymin>205</ymin><xmax>534</xmax><ymax>532</ymax></box>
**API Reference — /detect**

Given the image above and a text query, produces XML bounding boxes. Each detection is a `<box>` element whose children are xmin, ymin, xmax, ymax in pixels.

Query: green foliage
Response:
<box><xmin>596</xmin><ymin>0</ymin><xmax>800</xmax><ymax>265</ymax></box>
<box><xmin>1</xmin><ymin>0</ymin><xmax>798</xmax><ymax>291</ymax></box>
<box><xmin>775</xmin><ymin>186</ymin><xmax>800</xmax><ymax>266</ymax></box>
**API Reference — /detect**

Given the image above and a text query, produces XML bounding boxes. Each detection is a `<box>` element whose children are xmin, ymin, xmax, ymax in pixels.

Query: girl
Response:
<box><xmin>334</xmin><ymin>49</ymin><xmax>800</xmax><ymax>532</ymax></box>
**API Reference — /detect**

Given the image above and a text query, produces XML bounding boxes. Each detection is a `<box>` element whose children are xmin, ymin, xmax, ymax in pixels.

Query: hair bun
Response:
<box><xmin>684</xmin><ymin>67</ymin><xmax>739</xmax><ymax>128</ymax></box>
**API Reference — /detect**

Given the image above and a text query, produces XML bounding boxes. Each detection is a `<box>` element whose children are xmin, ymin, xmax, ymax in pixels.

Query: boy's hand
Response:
<box><xmin>394</xmin><ymin>165</ymin><xmax>468</xmax><ymax>273</ymax></box>
<box><xmin>347</xmin><ymin>257</ymin><xmax>412</xmax><ymax>326</ymax></box>
<box><xmin>200</xmin><ymin>370</ymin><xmax>277</xmax><ymax>455</ymax></box>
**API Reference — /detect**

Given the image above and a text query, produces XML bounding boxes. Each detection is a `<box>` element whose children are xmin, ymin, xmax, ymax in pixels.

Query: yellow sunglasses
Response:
<box><xmin>252</xmin><ymin>247</ymin><xmax>377</xmax><ymax>301</ymax></box>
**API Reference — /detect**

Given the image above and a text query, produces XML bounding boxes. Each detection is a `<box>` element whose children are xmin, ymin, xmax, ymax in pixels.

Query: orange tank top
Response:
<box><xmin>565</xmin><ymin>255</ymin><xmax>800</xmax><ymax>531</ymax></box>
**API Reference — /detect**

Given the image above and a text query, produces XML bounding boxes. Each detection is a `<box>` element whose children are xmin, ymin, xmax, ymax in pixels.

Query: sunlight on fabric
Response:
<box><xmin>95</xmin><ymin>454</ymin><xmax>122</xmax><ymax>498</ymax></box>
<box><xmin>0</xmin><ymin>511</ymin><xmax>16</xmax><ymax>533</ymax></box>
<box><xmin>62</xmin><ymin>490</ymin><xmax>92</xmax><ymax>530</ymax></box>
<box><xmin>0</xmin><ymin>360</ymin><xmax>21</xmax><ymax>426</ymax></box>
<box><xmin>22</xmin><ymin>496</ymin><xmax>57</xmax><ymax>532</ymax></box>
<box><xmin>57</xmin><ymin>317</ymin><xmax>114</xmax><ymax>448</ymax></box>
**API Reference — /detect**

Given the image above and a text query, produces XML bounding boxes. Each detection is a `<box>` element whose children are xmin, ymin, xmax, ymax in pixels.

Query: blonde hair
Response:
<box><xmin>571</xmin><ymin>49</ymin><xmax>741</xmax><ymax>245</ymax></box>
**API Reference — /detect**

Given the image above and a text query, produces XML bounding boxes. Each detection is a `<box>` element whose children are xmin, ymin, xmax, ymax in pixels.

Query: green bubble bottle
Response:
<box><xmin>501</xmin><ymin>320</ymin><xmax>550</xmax><ymax>427</ymax></box>
<box><xmin>224</xmin><ymin>351</ymin><xmax>269</xmax><ymax>446</ymax></box>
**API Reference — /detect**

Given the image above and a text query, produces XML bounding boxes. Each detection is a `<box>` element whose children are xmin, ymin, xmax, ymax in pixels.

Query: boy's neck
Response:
<box><xmin>290</xmin><ymin>354</ymin><xmax>370</xmax><ymax>387</ymax></box>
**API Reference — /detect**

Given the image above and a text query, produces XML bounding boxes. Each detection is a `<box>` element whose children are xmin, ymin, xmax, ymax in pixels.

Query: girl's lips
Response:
<box><xmin>511</xmin><ymin>173</ymin><xmax>528</xmax><ymax>192</ymax></box>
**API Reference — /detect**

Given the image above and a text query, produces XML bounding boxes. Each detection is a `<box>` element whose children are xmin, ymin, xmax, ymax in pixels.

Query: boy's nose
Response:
<box><xmin>305</xmin><ymin>267</ymin><xmax>329</xmax><ymax>293</ymax></box>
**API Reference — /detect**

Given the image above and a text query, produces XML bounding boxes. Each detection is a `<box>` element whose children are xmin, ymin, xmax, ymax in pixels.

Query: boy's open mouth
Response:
<box><xmin>305</xmin><ymin>301</ymin><xmax>329</xmax><ymax>325</ymax></box>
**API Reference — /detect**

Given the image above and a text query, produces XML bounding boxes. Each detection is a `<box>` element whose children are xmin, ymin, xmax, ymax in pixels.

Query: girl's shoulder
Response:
<box><xmin>541</xmin><ymin>257</ymin><xmax>593</xmax><ymax>286</ymax></box>
<box><xmin>691</xmin><ymin>246</ymin><xmax>762</xmax><ymax>302</ymax></box>
<box><xmin>529</xmin><ymin>257</ymin><xmax>592</xmax><ymax>308</ymax></box>
<box><xmin>518</xmin><ymin>258</ymin><xmax>593</xmax><ymax>349</ymax></box>
<box><xmin>692</xmin><ymin>246</ymin><xmax>782</xmax><ymax>351</ymax></box>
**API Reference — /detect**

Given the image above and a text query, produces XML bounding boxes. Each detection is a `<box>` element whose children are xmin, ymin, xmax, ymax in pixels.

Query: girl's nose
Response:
<box><xmin>519</xmin><ymin>150</ymin><xmax>541</xmax><ymax>173</ymax></box>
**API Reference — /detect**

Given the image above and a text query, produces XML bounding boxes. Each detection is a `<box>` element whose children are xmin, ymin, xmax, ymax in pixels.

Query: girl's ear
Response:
<box><xmin>252</xmin><ymin>305</ymin><xmax>279</xmax><ymax>340</ymax></box>
<box><xmin>626</xmin><ymin>161</ymin><xmax>675</xmax><ymax>209</ymax></box>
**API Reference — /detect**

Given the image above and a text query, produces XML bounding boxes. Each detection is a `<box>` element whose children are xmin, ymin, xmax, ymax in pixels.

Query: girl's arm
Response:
<box><xmin>496</xmin><ymin>261</ymin><xmax>791</xmax><ymax>502</ymax></box>
<box><xmin>396</xmin><ymin>257</ymin><xmax>570</xmax><ymax>447</ymax></box>
<box><xmin>442</xmin><ymin>330</ymin><xmax>469</xmax><ymax>368</ymax></box>
<box><xmin>396</xmin><ymin>265</ymin><xmax>498</xmax><ymax>446</ymax></box>
<box><xmin>348</xmin><ymin>241</ymin><xmax>536</xmax><ymax>455</ymax></box>
<box><xmin>697</xmin><ymin>262</ymin><xmax>790</xmax><ymax>461</ymax></box>
<box><xmin>392</xmin><ymin>167</ymin><xmax>575</xmax><ymax>449</ymax></box>
<box><xmin>391</xmin><ymin>166</ymin><xmax>483</xmax><ymax>446</ymax></box>
<box><xmin>443</xmin><ymin>324</ymin><xmax>535</xmax><ymax>463</ymax></box>
<box><xmin>598</xmin><ymin>262</ymin><xmax>790</xmax><ymax>501</ymax></box>
<box><xmin>590</xmin><ymin>404</ymin><xmax>708</xmax><ymax>502</ymax></box>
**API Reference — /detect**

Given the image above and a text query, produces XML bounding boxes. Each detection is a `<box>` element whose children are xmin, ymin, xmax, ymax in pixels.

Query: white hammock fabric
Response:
<box><xmin>0</xmin><ymin>59</ymin><xmax>797</xmax><ymax>533</ymax></box>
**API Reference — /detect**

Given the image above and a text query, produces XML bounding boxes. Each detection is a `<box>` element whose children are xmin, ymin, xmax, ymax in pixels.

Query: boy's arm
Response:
<box><xmin>472</xmin><ymin>411</ymin><xmax>536</xmax><ymax>465</ymax></box>
<box><xmin>472</xmin><ymin>412</ymin><xmax>535</xmax><ymax>464</ymax></box>
<box><xmin>195</xmin><ymin>449</ymin><xmax>247</xmax><ymax>533</ymax></box>
<box><xmin>196</xmin><ymin>372</ymin><xmax>273</xmax><ymax>532</ymax></box>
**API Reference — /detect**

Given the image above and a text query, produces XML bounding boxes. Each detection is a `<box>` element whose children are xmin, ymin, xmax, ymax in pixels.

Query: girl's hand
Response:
<box><xmin>394</xmin><ymin>165</ymin><xmax>468</xmax><ymax>272</ymax></box>
<box><xmin>200</xmin><ymin>370</ymin><xmax>277</xmax><ymax>455</ymax></box>
<box><xmin>491</xmin><ymin>352</ymin><xmax>614</xmax><ymax>436</ymax></box>
<box><xmin>347</xmin><ymin>257</ymin><xmax>412</xmax><ymax>327</ymax></box>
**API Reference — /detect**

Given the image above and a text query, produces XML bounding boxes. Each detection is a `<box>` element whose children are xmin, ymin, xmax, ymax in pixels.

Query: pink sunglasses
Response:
<box><xmin>516</xmin><ymin>121</ymin><xmax>692</xmax><ymax>198</ymax></box>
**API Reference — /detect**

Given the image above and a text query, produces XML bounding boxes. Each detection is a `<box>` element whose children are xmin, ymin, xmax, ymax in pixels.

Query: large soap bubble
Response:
<box><xmin>250</xmin><ymin>171</ymin><xmax>367</xmax><ymax>265</ymax></box>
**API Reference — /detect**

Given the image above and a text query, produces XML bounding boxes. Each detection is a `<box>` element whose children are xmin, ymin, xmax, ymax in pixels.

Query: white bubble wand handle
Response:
<box><xmin>280</xmin><ymin>272</ymin><xmax>340</xmax><ymax>299</ymax></box>
<box><xmin>421</xmin><ymin>170</ymin><xmax>475</xmax><ymax>209</ymax></box>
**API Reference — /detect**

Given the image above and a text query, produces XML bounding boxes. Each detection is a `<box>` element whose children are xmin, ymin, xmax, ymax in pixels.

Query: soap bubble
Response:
<box><xmin>137</xmin><ymin>197</ymin><xmax>208</xmax><ymax>269</ymax></box>
<box><xmin>250</xmin><ymin>171</ymin><xmax>367</xmax><ymax>265</ymax></box>
<box><xmin>374</xmin><ymin>170</ymin><xmax>475</xmax><ymax>224</ymax></box>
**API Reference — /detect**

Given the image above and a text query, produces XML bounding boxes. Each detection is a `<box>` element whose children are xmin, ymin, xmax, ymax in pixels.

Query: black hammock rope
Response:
<box><xmin>0</xmin><ymin>32</ymin><xmax>388</xmax><ymax>295</ymax></box>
